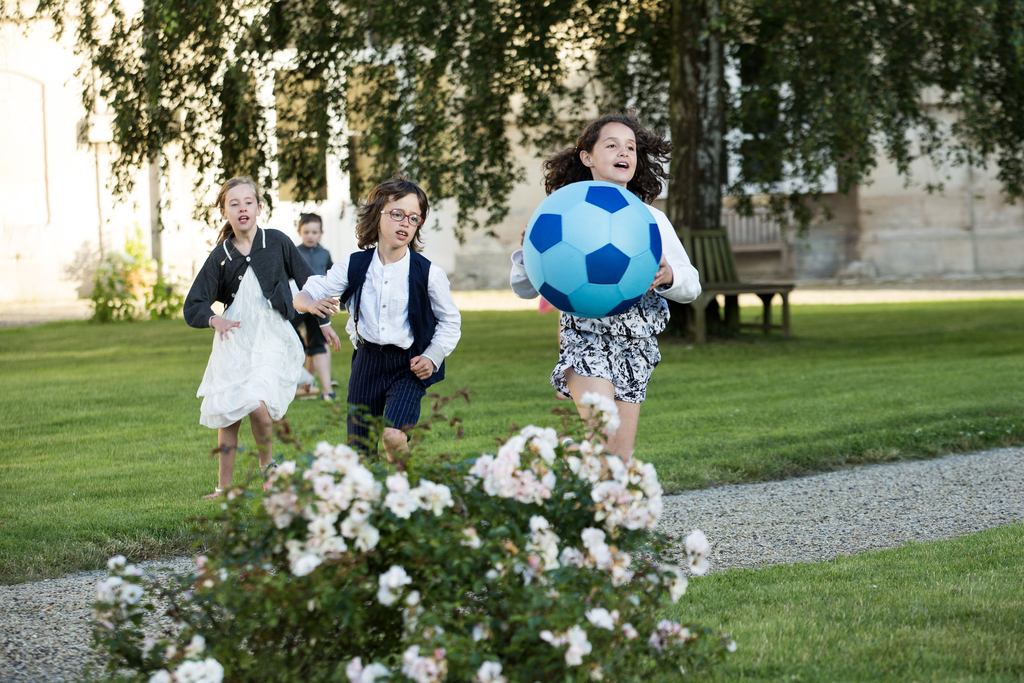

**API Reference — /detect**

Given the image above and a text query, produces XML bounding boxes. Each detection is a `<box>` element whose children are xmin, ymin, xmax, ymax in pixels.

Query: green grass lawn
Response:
<box><xmin>2</xmin><ymin>298</ymin><xmax>1023</xmax><ymax>681</ymax></box>
<box><xmin>684</xmin><ymin>523</ymin><xmax>1024</xmax><ymax>681</ymax></box>
<box><xmin>1</xmin><ymin>299</ymin><xmax>1023</xmax><ymax>583</ymax></box>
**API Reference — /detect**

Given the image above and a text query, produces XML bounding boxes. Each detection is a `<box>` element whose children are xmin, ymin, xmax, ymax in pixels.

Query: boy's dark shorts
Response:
<box><xmin>291</xmin><ymin>312</ymin><xmax>329</xmax><ymax>356</ymax></box>
<box><xmin>347</xmin><ymin>341</ymin><xmax>426</xmax><ymax>446</ymax></box>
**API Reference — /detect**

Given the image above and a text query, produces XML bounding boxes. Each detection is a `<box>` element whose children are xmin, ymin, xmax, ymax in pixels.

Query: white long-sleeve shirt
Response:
<box><xmin>301</xmin><ymin>248</ymin><xmax>462</xmax><ymax>371</ymax></box>
<box><xmin>510</xmin><ymin>204</ymin><xmax>701</xmax><ymax>304</ymax></box>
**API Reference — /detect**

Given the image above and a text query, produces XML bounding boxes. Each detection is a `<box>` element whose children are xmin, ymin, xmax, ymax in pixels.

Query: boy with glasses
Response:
<box><xmin>294</xmin><ymin>175</ymin><xmax>462</xmax><ymax>461</ymax></box>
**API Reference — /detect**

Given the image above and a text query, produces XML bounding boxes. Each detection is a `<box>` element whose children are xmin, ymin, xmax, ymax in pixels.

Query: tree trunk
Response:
<box><xmin>149</xmin><ymin>154</ymin><xmax>163</xmax><ymax>278</ymax></box>
<box><xmin>666</xmin><ymin>0</ymin><xmax>727</xmax><ymax>335</ymax></box>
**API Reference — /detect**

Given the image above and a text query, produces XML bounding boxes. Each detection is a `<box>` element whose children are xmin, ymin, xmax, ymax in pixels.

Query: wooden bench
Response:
<box><xmin>688</xmin><ymin>282</ymin><xmax>794</xmax><ymax>343</ymax></box>
<box><xmin>682</xmin><ymin>228</ymin><xmax>795</xmax><ymax>343</ymax></box>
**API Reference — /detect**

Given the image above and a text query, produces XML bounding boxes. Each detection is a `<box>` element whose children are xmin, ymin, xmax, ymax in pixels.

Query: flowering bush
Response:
<box><xmin>90</xmin><ymin>229</ymin><xmax>185</xmax><ymax>322</ymax></box>
<box><xmin>92</xmin><ymin>395</ymin><xmax>733</xmax><ymax>681</ymax></box>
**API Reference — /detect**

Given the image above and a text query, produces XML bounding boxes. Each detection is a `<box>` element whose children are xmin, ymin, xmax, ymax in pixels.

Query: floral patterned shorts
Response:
<box><xmin>550</xmin><ymin>327</ymin><xmax>662</xmax><ymax>403</ymax></box>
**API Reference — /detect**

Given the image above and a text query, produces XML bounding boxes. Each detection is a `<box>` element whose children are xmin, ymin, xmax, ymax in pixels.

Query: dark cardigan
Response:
<box><xmin>184</xmin><ymin>227</ymin><xmax>314</xmax><ymax>328</ymax></box>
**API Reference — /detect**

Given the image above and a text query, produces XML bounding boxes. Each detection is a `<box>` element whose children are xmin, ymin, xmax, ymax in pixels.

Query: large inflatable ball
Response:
<box><xmin>523</xmin><ymin>180</ymin><xmax>662</xmax><ymax>318</ymax></box>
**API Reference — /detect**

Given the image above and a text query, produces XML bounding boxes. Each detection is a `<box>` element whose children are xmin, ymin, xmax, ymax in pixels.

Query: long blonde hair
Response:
<box><xmin>215</xmin><ymin>176</ymin><xmax>263</xmax><ymax>244</ymax></box>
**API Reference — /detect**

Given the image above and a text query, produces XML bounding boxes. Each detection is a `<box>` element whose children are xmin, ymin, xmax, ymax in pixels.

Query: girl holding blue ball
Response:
<box><xmin>510</xmin><ymin>111</ymin><xmax>701</xmax><ymax>455</ymax></box>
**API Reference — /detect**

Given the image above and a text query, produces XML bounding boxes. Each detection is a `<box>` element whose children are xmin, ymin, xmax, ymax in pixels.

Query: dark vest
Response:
<box><xmin>340</xmin><ymin>249</ymin><xmax>445</xmax><ymax>387</ymax></box>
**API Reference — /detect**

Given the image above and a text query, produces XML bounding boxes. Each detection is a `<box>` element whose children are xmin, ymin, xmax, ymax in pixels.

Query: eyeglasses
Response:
<box><xmin>381</xmin><ymin>208</ymin><xmax>424</xmax><ymax>228</ymax></box>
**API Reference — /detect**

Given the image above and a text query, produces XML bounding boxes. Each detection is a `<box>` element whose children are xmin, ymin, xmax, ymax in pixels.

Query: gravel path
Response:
<box><xmin>2</xmin><ymin>447</ymin><xmax>1022</xmax><ymax>683</ymax></box>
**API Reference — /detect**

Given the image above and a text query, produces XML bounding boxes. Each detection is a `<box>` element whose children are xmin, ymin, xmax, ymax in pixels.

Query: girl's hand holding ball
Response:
<box><xmin>649</xmin><ymin>255</ymin><xmax>673</xmax><ymax>291</ymax></box>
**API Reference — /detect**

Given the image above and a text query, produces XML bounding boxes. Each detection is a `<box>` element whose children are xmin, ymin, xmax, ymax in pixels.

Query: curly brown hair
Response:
<box><xmin>355</xmin><ymin>174</ymin><xmax>430</xmax><ymax>251</ymax></box>
<box><xmin>542</xmin><ymin>111</ymin><xmax>673</xmax><ymax>204</ymax></box>
<box><xmin>214</xmin><ymin>176</ymin><xmax>263</xmax><ymax>244</ymax></box>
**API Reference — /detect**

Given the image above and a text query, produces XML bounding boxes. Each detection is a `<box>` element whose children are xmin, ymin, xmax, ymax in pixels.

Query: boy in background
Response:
<box><xmin>292</xmin><ymin>213</ymin><xmax>337</xmax><ymax>400</ymax></box>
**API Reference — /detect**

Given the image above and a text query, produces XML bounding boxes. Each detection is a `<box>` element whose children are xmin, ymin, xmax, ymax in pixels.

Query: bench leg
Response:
<box><xmin>724</xmin><ymin>295</ymin><xmax>740</xmax><ymax>331</ymax></box>
<box><xmin>694</xmin><ymin>295</ymin><xmax>707</xmax><ymax>343</ymax></box>
<box><xmin>757</xmin><ymin>294</ymin><xmax>773</xmax><ymax>335</ymax></box>
<box><xmin>781</xmin><ymin>292</ymin><xmax>791</xmax><ymax>338</ymax></box>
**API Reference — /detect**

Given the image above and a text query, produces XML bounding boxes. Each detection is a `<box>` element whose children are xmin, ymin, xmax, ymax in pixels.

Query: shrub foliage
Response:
<box><xmin>92</xmin><ymin>397</ymin><xmax>731</xmax><ymax>682</ymax></box>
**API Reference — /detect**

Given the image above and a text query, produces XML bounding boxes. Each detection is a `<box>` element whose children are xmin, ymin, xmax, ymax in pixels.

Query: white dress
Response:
<box><xmin>197</xmin><ymin>267</ymin><xmax>308</xmax><ymax>428</ymax></box>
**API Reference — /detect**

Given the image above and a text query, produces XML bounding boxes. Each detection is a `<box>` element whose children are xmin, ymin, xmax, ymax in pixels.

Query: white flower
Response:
<box><xmin>580</xmin><ymin>528</ymin><xmax>606</xmax><ymax>549</ymax></box>
<box><xmin>587</xmin><ymin>542</ymin><xmax>613</xmax><ymax>571</ymax></box>
<box><xmin>107</xmin><ymin>555</ymin><xmax>127</xmax><ymax>570</ymax></box>
<box><xmin>461</xmin><ymin>527</ymin><xmax>483</xmax><ymax>549</ymax></box>
<box><xmin>149</xmin><ymin>671</ymin><xmax>172</xmax><ymax>683</ymax></box>
<box><xmin>401</xmin><ymin>645</ymin><xmax>446</xmax><ymax>683</ymax></box>
<box><xmin>348</xmin><ymin>466</ymin><xmax>382</xmax><ymax>502</ymax></box>
<box><xmin>184</xmin><ymin>635</ymin><xmax>206</xmax><ymax>657</ymax></box>
<box><xmin>475</xmin><ymin>661</ymin><xmax>507</xmax><ymax>683</ymax></box>
<box><xmin>377</xmin><ymin>565</ymin><xmax>413</xmax><ymax>606</ymax></box>
<box><xmin>173</xmin><ymin>658</ymin><xmax>224</xmax><ymax>683</ymax></box>
<box><xmin>290</xmin><ymin>553</ymin><xmax>322</xmax><ymax>577</ymax></box>
<box><xmin>564</xmin><ymin>625</ymin><xmax>592</xmax><ymax>666</ymax></box>
<box><xmin>263</xmin><ymin>490</ymin><xmax>300</xmax><ymax>529</ymax></box>
<box><xmin>413</xmin><ymin>480</ymin><xmax>454</xmax><ymax>516</ymax></box>
<box><xmin>346</xmin><ymin>658</ymin><xmax>364</xmax><ymax>682</ymax></box>
<box><xmin>313</xmin><ymin>474</ymin><xmax>337</xmax><ymax>500</ymax></box>
<box><xmin>622</xmin><ymin>623</ymin><xmax>638</xmax><ymax>639</ymax></box>
<box><xmin>585</xmin><ymin>608</ymin><xmax>616</xmax><ymax>631</ymax></box>
<box><xmin>578</xmin><ymin>455</ymin><xmax>604</xmax><ymax>483</ymax></box>
<box><xmin>684</xmin><ymin>529</ymin><xmax>710</xmax><ymax>556</ymax></box>
<box><xmin>687</xmin><ymin>554</ymin><xmax>710</xmax><ymax>576</ymax></box>
<box><xmin>539</xmin><ymin>630</ymin><xmax>562</xmax><ymax>645</ymax></box>
<box><xmin>386</xmin><ymin>472</ymin><xmax>410</xmax><ymax>493</ymax></box>
<box><xmin>559</xmin><ymin>546</ymin><xmax>584</xmax><ymax>567</ymax></box>
<box><xmin>472</xmin><ymin>623</ymin><xmax>491</xmax><ymax>641</ymax></box>
<box><xmin>347</xmin><ymin>657</ymin><xmax>392</xmax><ymax>683</ymax></box>
<box><xmin>521</xmin><ymin>425</ymin><xmax>558</xmax><ymax>464</ymax></box>
<box><xmin>307</xmin><ymin>512</ymin><xmax>340</xmax><ymax>543</ymax></box>
<box><xmin>119</xmin><ymin>582</ymin><xmax>144</xmax><ymax>605</ymax></box>
<box><xmin>354</xmin><ymin>524</ymin><xmax>380</xmax><ymax>552</ymax></box>
<box><xmin>96</xmin><ymin>576</ymin><xmax>123</xmax><ymax>603</ymax></box>
<box><xmin>384</xmin><ymin>491</ymin><xmax>418</xmax><ymax>519</ymax></box>
<box><xmin>318</xmin><ymin>535</ymin><xmax>348</xmax><ymax>558</ymax></box>
<box><xmin>726</xmin><ymin>639</ymin><xmax>737</xmax><ymax>652</ymax></box>
<box><xmin>580</xmin><ymin>392</ymin><xmax>620</xmax><ymax>433</ymax></box>
<box><xmin>663</xmin><ymin>566</ymin><xmax>689</xmax><ymax>602</ymax></box>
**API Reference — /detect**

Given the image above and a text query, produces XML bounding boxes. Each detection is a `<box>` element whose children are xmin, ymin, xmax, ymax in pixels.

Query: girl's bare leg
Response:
<box><xmin>313</xmin><ymin>350</ymin><xmax>333</xmax><ymax>396</ymax></box>
<box><xmin>250</xmin><ymin>401</ymin><xmax>274</xmax><ymax>467</ymax></box>
<box><xmin>216</xmin><ymin>421</ymin><xmax>242</xmax><ymax>490</ymax></box>
<box><xmin>563</xmin><ymin>369</ymin><xmax>642</xmax><ymax>456</ymax></box>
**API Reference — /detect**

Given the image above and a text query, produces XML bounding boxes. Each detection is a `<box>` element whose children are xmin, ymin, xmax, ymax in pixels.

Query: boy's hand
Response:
<box><xmin>322</xmin><ymin>325</ymin><xmax>342</xmax><ymax>352</ymax></box>
<box><xmin>410</xmin><ymin>355</ymin><xmax>434</xmax><ymax>380</ymax></box>
<box><xmin>650</xmin><ymin>255</ymin><xmax>674</xmax><ymax>291</ymax></box>
<box><xmin>309</xmin><ymin>296</ymin><xmax>340</xmax><ymax>319</ymax></box>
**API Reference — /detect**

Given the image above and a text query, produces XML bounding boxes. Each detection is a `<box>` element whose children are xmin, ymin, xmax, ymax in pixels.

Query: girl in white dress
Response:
<box><xmin>184</xmin><ymin>177</ymin><xmax>320</xmax><ymax>497</ymax></box>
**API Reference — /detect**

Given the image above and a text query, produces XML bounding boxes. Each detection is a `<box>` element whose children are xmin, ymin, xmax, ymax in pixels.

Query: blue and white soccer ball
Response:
<box><xmin>523</xmin><ymin>180</ymin><xmax>662</xmax><ymax>319</ymax></box>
